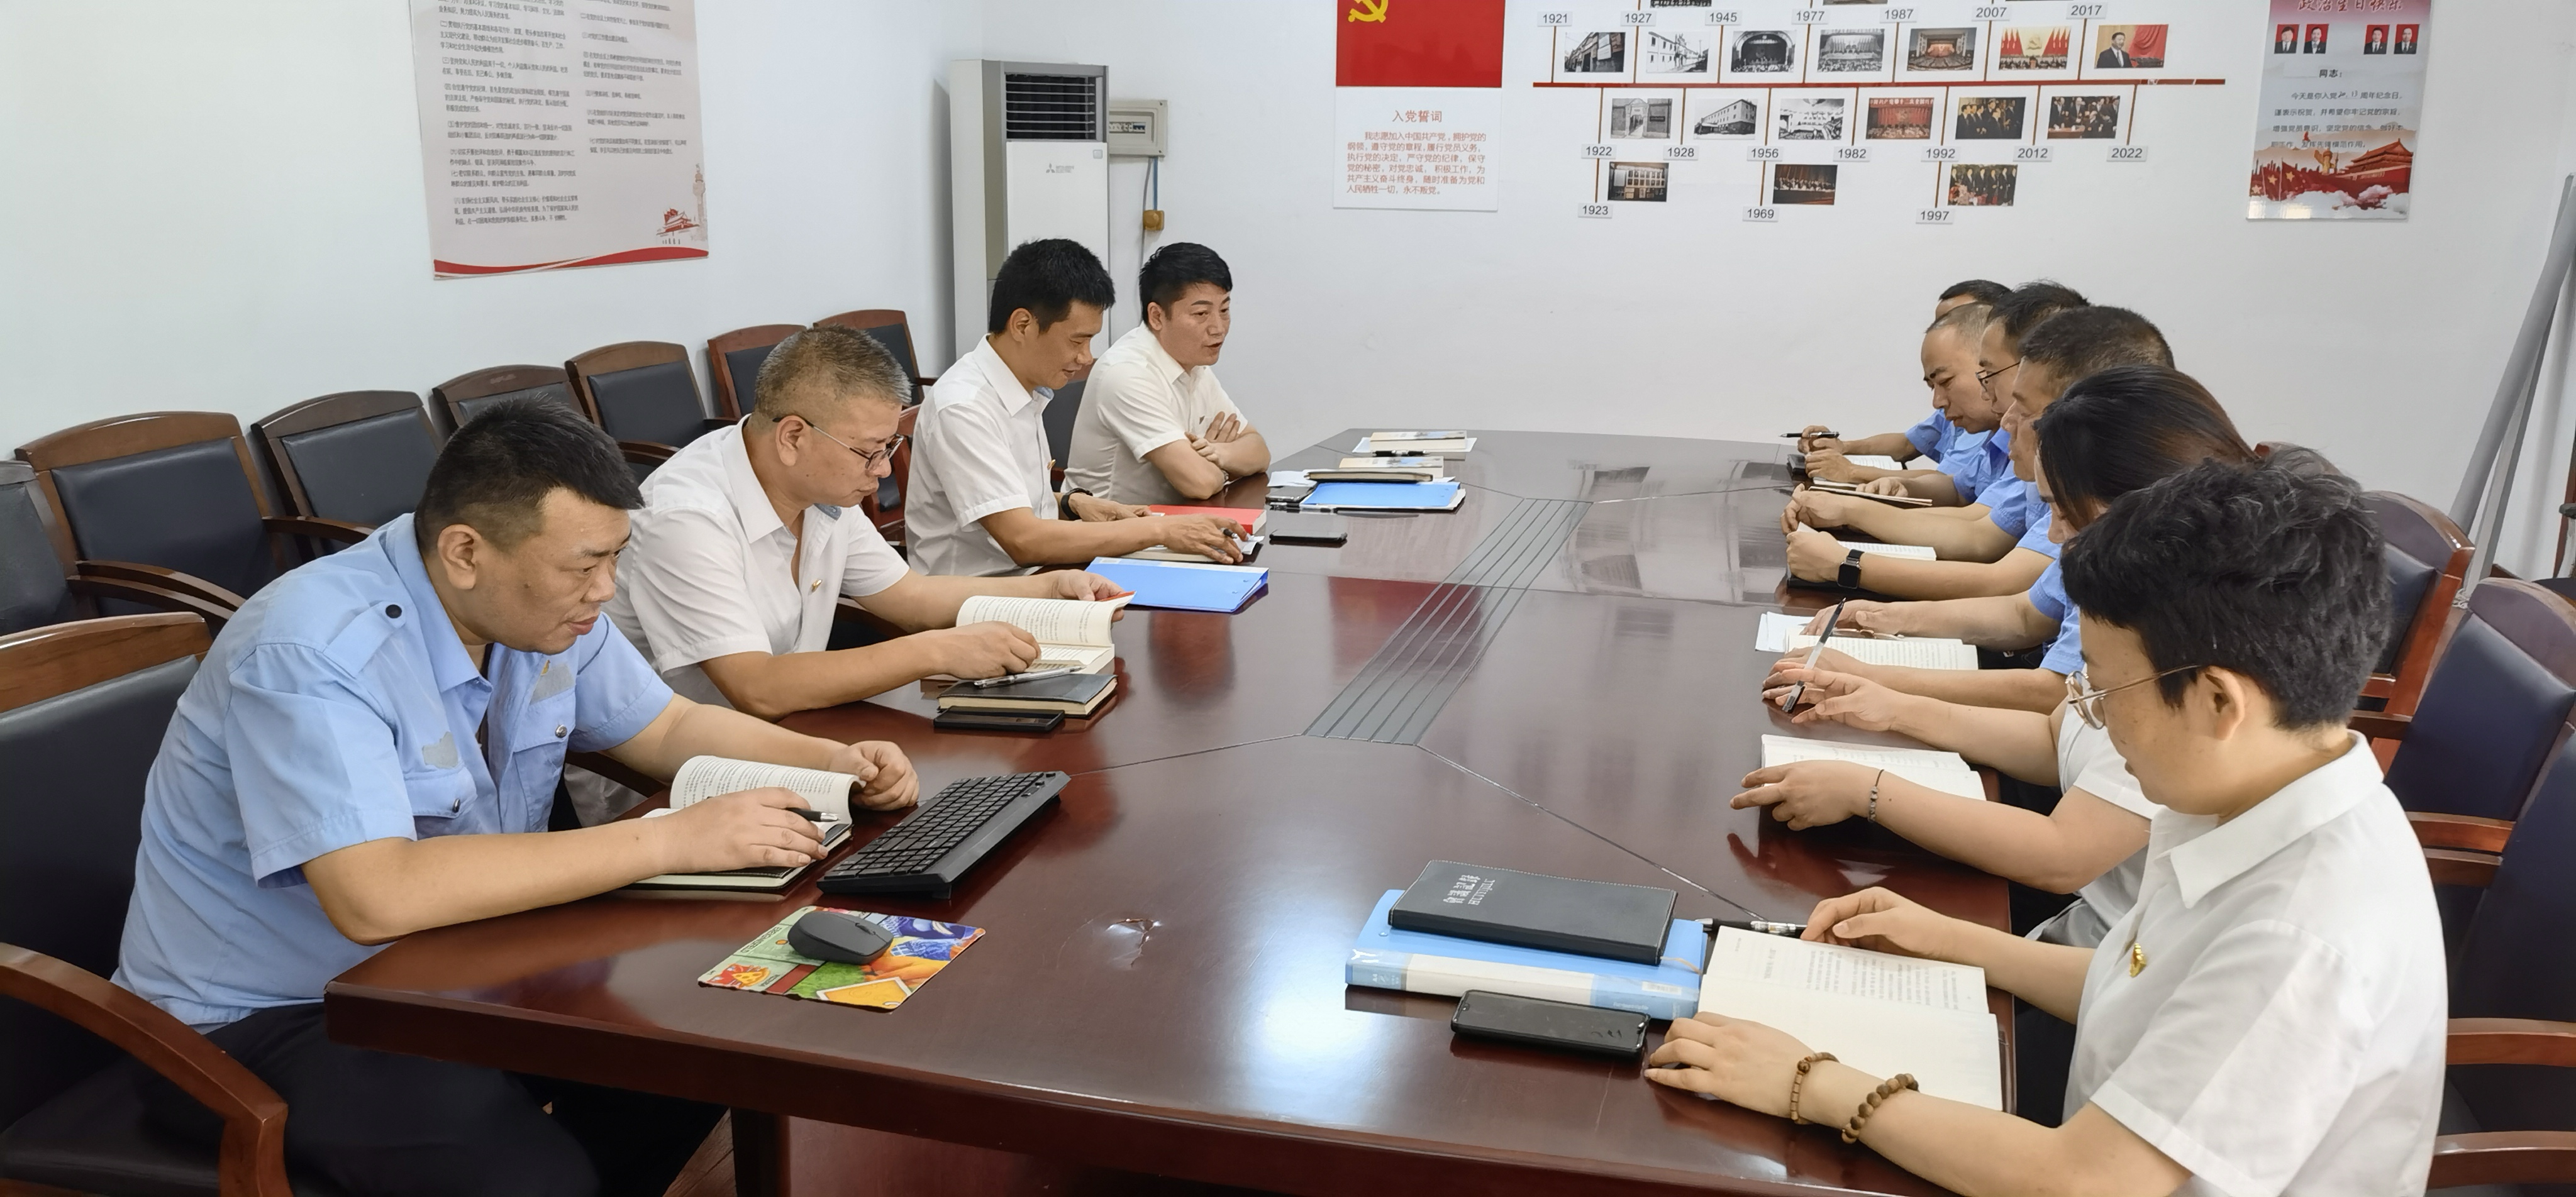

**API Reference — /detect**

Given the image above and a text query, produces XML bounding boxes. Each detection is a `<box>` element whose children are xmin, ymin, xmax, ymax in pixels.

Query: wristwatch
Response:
<box><xmin>1836</xmin><ymin>548</ymin><xmax>1867</xmax><ymax>590</ymax></box>
<box><xmin>1058</xmin><ymin>487</ymin><xmax>1090</xmax><ymax>520</ymax></box>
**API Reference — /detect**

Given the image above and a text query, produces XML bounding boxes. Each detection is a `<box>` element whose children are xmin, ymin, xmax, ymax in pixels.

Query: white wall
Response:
<box><xmin>8</xmin><ymin>1</ymin><xmax>2576</xmax><ymax>573</ymax></box>
<box><xmin>0</xmin><ymin>0</ymin><xmax>977</xmax><ymax>451</ymax></box>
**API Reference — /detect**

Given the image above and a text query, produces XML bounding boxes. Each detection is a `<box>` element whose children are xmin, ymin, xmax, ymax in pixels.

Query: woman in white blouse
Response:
<box><xmin>1656</xmin><ymin>448</ymin><xmax>2446</xmax><ymax>1196</ymax></box>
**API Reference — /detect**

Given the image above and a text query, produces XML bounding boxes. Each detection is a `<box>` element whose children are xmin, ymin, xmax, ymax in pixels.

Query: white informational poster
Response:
<box><xmin>1335</xmin><ymin>89</ymin><xmax>1503</xmax><ymax>212</ymax></box>
<box><xmin>2246</xmin><ymin>0</ymin><xmax>2427</xmax><ymax>221</ymax></box>
<box><xmin>408</xmin><ymin>0</ymin><xmax>709</xmax><ymax>277</ymax></box>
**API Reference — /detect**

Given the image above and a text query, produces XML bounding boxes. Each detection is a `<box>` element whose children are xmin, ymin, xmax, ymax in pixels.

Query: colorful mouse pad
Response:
<box><xmin>698</xmin><ymin>905</ymin><xmax>984</xmax><ymax>1010</ymax></box>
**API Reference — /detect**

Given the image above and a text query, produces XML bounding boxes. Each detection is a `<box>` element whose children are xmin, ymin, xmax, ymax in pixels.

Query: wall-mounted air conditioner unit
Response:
<box><xmin>950</xmin><ymin>60</ymin><xmax>1110</xmax><ymax>362</ymax></box>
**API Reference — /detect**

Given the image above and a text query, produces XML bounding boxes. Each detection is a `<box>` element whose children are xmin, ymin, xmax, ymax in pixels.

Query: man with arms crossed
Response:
<box><xmin>910</xmin><ymin>238</ymin><xmax>1245</xmax><ymax>576</ymax></box>
<box><xmin>607</xmin><ymin>326</ymin><xmax>1124</xmax><ymax>727</ymax></box>
<box><xmin>116</xmin><ymin>402</ymin><xmax>919</xmax><ymax>1196</ymax></box>
<box><xmin>1065</xmin><ymin>242</ymin><xmax>1270</xmax><ymax>504</ymax></box>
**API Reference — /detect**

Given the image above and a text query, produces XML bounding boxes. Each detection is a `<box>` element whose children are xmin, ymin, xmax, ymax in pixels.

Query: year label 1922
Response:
<box><xmin>1582</xmin><ymin>143</ymin><xmax>1615</xmax><ymax>158</ymax></box>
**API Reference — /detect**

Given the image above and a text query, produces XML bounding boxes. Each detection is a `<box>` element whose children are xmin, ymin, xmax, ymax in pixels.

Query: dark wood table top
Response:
<box><xmin>327</xmin><ymin>431</ymin><xmax>2002</xmax><ymax>1197</ymax></box>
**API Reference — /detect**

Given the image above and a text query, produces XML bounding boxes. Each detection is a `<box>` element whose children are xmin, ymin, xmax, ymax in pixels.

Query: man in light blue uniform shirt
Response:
<box><xmin>116</xmin><ymin>401</ymin><xmax>919</xmax><ymax>1197</ymax></box>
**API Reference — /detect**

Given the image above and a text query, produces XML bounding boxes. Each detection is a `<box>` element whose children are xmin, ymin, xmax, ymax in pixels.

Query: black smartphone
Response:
<box><xmin>931</xmin><ymin>709</ymin><xmax>1065</xmax><ymax>733</ymax></box>
<box><xmin>1450</xmin><ymin>990</ymin><xmax>1648</xmax><ymax>1059</ymax></box>
<box><xmin>1267</xmin><ymin>511</ymin><xmax>1349</xmax><ymax>546</ymax></box>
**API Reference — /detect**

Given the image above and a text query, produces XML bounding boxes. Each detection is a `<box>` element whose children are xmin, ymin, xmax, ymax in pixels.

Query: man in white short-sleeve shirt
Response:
<box><xmin>911</xmin><ymin>238</ymin><xmax>1250</xmax><ymax>577</ymax></box>
<box><xmin>606</xmin><ymin>326</ymin><xmax>1124</xmax><ymax>724</ymax></box>
<box><xmin>1065</xmin><ymin>242</ymin><xmax>1270</xmax><ymax>505</ymax></box>
<box><xmin>1648</xmin><ymin>460</ymin><xmax>2443</xmax><ymax>1196</ymax></box>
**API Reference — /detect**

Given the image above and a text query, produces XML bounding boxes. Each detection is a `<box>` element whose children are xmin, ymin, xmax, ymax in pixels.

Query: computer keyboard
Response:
<box><xmin>817</xmin><ymin>771</ymin><xmax>1069</xmax><ymax>898</ymax></box>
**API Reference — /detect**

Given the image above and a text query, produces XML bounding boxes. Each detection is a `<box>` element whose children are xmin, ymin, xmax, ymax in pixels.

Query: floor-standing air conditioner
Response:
<box><xmin>950</xmin><ymin>60</ymin><xmax>1109</xmax><ymax>362</ymax></box>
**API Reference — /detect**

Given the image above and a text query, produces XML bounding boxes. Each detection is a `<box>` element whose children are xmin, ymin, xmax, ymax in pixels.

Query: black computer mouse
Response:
<box><xmin>787</xmin><ymin>909</ymin><xmax>896</xmax><ymax>964</ymax></box>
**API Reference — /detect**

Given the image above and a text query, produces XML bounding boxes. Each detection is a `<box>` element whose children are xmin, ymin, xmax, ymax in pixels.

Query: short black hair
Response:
<box><xmin>413</xmin><ymin>399</ymin><xmax>640</xmax><ymax>554</ymax></box>
<box><xmin>987</xmin><ymin>238</ymin><xmax>1116</xmax><ymax>334</ymax></box>
<box><xmin>1940</xmin><ymin>279</ymin><xmax>2011</xmax><ymax>307</ymax></box>
<box><xmin>1140</xmin><ymin>243</ymin><xmax>1233</xmax><ymax>315</ymax></box>
<box><xmin>2062</xmin><ymin>455</ymin><xmax>2389</xmax><ymax>728</ymax></box>
<box><xmin>2019</xmin><ymin>306</ymin><xmax>2174</xmax><ymax>383</ymax></box>
<box><xmin>1994</xmin><ymin>281</ymin><xmax>2089</xmax><ymax>346</ymax></box>
<box><xmin>2036</xmin><ymin>365</ymin><xmax>2252</xmax><ymax>529</ymax></box>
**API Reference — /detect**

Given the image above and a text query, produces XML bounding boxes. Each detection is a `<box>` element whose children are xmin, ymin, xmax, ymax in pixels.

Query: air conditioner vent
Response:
<box><xmin>1004</xmin><ymin>72</ymin><xmax>1101</xmax><ymax>141</ymax></box>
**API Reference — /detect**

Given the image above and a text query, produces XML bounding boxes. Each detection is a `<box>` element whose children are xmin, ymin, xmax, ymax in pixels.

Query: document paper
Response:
<box><xmin>1782</xmin><ymin>634</ymin><xmax>1979</xmax><ymax>671</ymax></box>
<box><xmin>1698</xmin><ymin>929</ymin><xmax>2003</xmax><ymax>1110</ymax></box>
<box><xmin>670</xmin><ymin>757</ymin><xmax>858</xmax><ymax>820</ymax></box>
<box><xmin>1838</xmin><ymin>539</ymin><xmax>1937</xmax><ymax>560</ymax></box>
<box><xmin>1758</xmin><ymin>735</ymin><xmax>1984</xmax><ymax>800</ymax></box>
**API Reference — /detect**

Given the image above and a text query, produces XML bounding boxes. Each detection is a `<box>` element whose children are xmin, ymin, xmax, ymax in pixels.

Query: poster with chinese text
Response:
<box><xmin>2248</xmin><ymin>0</ymin><xmax>2427</xmax><ymax>220</ymax></box>
<box><xmin>1335</xmin><ymin>0</ymin><xmax>1506</xmax><ymax>211</ymax></box>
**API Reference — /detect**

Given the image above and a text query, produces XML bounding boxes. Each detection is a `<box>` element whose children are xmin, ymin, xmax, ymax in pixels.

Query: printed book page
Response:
<box><xmin>1759</xmin><ymin>736</ymin><xmax>1984</xmax><ymax>800</ymax></box>
<box><xmin>956</xmin><ymin>595</ymin><xmax>1125</xmax><ymax>647</ymax></box>
<box><xmin>670</xmin><ymin>756</ymin><xmax>856</xmax><ymax>820</ymax></box>
<box><xmin>1842</xmin><ymin>455</ymin><xmax>1904</xmax><ymax>471</ymax></box>
<box><xmin>1783</xmin><ymin>634</ymin><xmax>1979</xmax><ymax>670</ymax></box>
<box><xmin>1838</xmin><ymin>539</ymin><xmax>1937</xmax><ymax>560</ymax></box>
<box><xmin>1698</xmin><ymin>929</ymin><xmax>2002</xmax><ymax>1110</ymax></box>
<box><xmin>1707</xmin><ymin>927</ymin><xmax>1984</xmax><ymax>1012</ymax></box>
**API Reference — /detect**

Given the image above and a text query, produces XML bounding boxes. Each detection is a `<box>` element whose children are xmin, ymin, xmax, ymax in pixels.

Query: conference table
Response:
<box><xmin>326</xmin><ymin>430</ymin><xmax>2015</xmax><ymax>1197</ymax></box>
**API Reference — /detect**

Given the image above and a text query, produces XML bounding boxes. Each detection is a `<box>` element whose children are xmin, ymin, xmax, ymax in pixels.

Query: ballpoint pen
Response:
<box><xmin>1781</xmin><ymin>431</ymin><xmax>1840</xmax><ymax>439</ymax></box>
<box><xmin>1780</xmin><ymin>596</ymin><xmax>1849</xmax><ymax>712</ymax></box>
<box><xmin>1702</xmin><ymin>918</ymin><xmax>1807</xmax><ymax>937</ymax></box>
<box><xmin>970</xmin><ymin>665</ymin><xmax>1077</xmax><ymax>688</ymax></box>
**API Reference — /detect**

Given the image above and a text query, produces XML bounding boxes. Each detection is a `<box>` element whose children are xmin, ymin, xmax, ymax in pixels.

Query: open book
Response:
<box><xmin>1838</xmin><ymin>539</ymin><xmax>1936</xmax><ymax>560</ymax></box>
<box><xmin>1697</xmin><ymin>929</ymin><xmax>2002</xmax><ymax>1110</ymax></box>
<box><xmin>626</xmin><ymin>756</ymin><xmax>862</xmax><ymax>891</ymax></box>
<box><xmin>943</xmin><ymin>594</ymin><xmax>1129</xmax><ymax>675</ymax></box>
<box><xmin>1759</xmin><ymin>735</ymin><xmax>1984</xmax><ymax>800</ymax></box>
<box><xmin>1783</xmin><ymin>632</ymin><xmax>1977</xmax><ymax>671</ymax></box>
<box><xmin>1806</xmin><ymin>480</ymin><xmax>1935</xmax><ymax>507</ymax></box>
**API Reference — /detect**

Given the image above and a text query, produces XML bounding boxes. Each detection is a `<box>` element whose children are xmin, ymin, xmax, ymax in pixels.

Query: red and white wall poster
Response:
<box><xmin>408</xmin><ymin>0</ymin><xmax>709</xmax><ymax>277</ymax></box>
<box><xmin>2248</xmin><ymin>0</ymin><xmax>2428</xmax><ymax>220</ymax></box>
<box><xmin>1336</xmin><ymin>0</ymin><xmax>1507</xmax><ymax>211</ymax></box>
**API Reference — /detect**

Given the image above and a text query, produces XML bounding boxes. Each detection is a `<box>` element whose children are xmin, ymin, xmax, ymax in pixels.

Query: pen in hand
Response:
<box><xmin>1782</xmin><ymin>431</ymin><xmax>1840</xmax><ymax>439</ymax></box>
<box><xmin>1780</xmin><ymin>596</ymin><xmax>1849</xmax><ymax>712</ymax></box>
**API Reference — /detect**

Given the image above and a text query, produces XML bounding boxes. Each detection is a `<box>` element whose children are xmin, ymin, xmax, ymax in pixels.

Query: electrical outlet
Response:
<box><xmin>1142</xmin><ymin>209</ymin><xmax>1165</xmax><ymax>231</ymax></box>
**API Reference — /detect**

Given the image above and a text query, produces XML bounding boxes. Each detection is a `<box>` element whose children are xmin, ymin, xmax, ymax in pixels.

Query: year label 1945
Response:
<box><xmin>1706</xmin><ymin>9</ymin><xmax>1742</xmax><ymax>23</ymax></box>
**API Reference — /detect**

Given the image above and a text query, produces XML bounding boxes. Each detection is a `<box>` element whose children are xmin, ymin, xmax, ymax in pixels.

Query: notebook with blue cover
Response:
<box><xmin>1302</xmin><ymin>480</ymin><xmax>1464</xmax><ymax>512</ymax></box>
<box><xmin>1345</xmin><ymin>890</ymin><xmax>1707</xmax><ymax>1020</ymax></box>
<box><xmin>1080</xmin><ymin>558</ymin><xmax>1269</xmax><ymax>613</ymax></box>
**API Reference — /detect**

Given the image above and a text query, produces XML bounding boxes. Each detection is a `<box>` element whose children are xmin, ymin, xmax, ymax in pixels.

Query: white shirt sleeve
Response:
<box><xmin>925</xmin><ymin>394</ymin><xmax>1044</xmax><ymax>526</ymax></box>
<box><xmin>838</xmin><ymin>516</ymin><xmax>912</xmax><ymax>598</ymax></box>
<box><xmin>619</xmin><ymin>505</ymin><xmax>775</xmax><ymax>672</ymax></box>
<box><xmin>2084</xmin><ymin>922</ymin><xmax>2372</xmax><ymax>1197</ymax></box>
<box><xmin>2063</xmin><ymin>719</ymin><xmax>2156</xmax><ymax>818</ymax></box>
<box><xmin>1087</xmin><ymin>355</ymin><xmax>1191</xmax><ymax>461</ymax></box>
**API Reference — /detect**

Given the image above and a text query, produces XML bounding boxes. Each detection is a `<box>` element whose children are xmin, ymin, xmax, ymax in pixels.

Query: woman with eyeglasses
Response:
<box><xmin>1735</xmin><ymin>366</ymin><xmax>2257</xmax><ymax>1118</ymax></box>
<box><xmin>1666</xmin><ymin>444</ymin><xmax>2440</xmax><ymax>1196</ymax></box>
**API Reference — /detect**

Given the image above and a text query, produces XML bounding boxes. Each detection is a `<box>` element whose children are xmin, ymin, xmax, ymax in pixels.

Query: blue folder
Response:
<box><xmin>1082</xmin><ymin>558</ymin><xmax>1269</xmax><ymax>613</ymax></box>
<box><xmin>1302</xmin><ymin>480</ymin><xmax>1463</xmax><ymax>512</ymax></box>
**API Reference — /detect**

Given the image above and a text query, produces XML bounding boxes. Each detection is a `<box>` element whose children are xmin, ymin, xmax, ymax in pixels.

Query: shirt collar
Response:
<box><xmin>713</xmin><ymin>421</ymin><xmax>790</xmax><ymax>544</ymax></box>
<box><xmin>2162</xmin><ymin>733</ymin><xmax>2380</xmax><ymax>907</ymax></box>
<box><xmin>969</xmin><ymin>337</ymin><xmax>1048</xmax><ymax>414</ymax></box>
<box><xmin>1126</xmin><ymin>324</ymin><xmax>1192</xmax><ymax>387</ymax></box>
<box><xmin>380</xmin><ymin>514</ymin><xmax>489</xmax><ymax>694</ymax></box>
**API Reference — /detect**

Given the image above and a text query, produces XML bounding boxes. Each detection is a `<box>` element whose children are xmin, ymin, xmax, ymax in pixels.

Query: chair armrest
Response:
<box><xmin>2424</xmin><ymin>848</ymin><xmax>2499</xmax><ymax>888</ymax></box>
<box><xmin>564</xmin><ymin>750</ymin><xmax>665</xmax><ymax>800</ymax></box>
<box><xmin>75</xmin><ymin>560</ymin><xmax>249</xmax><ymax>613</ymax></box>
<box><xmin>262</xmin><ymin>516</ymin><xmax>371</xmax><ymax>544</ymax></box>
<box><xmin>912</xmin><ymin>375</ymin><xmax>938</xmax><ymax>392</ymax></box>
<box><xmin>2450</xmin><ymin>1017</ymin><xmax>2576</xmax><ymax>1067</ymax></box>
<box><xmin>0</xmin><ymin>944</ymin><xmax>293</xmax><ymax>1197</ymax></box>
<box><xmin>616</xmin><ymin>440</ymin><xmax>675</xmax><ymax>465</ymax></box>
<box><xmin>2348</xmin><ymin>709</ymin><xmax>2409</xmax><ymax>742</ymax></box>
<box><xmin>66</xmin><ymin>576</ymin><xmax>233</xmax><ymax>634</ymax></box>
<box><xmin>2358</xmin><ymin>674</ymin><xmax>2395</xmax><ymax>698</ymax></box>
<box><xmin>2411</xmin><ymin>812</ymin><xmax>2514</xmax><ymax>854</ymax></box>
<box><xmin>2431</xmin><ymin>1132</ymin><xmax>2576</xmax><ymax>1188</ymax></box>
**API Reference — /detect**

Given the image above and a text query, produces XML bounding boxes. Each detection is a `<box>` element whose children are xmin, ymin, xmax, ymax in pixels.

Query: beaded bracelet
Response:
<box><xmin>1865</xmin><ymin>769</ymin><xmax>1886</xmax><ymax>822</ymax></box>
<box><xmin>1787</xmin><ymin>1051</ymin><xmax>1838</xmax><ymax>1124</ymax></box>
<box><xmin>1841</xmin><ymin>1073</ymin><xmax>1918</xmax><ymax>1143</ymax></box>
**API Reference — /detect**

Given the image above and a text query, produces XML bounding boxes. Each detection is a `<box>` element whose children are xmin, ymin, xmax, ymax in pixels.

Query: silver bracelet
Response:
<box><xmin>1865</xmin><ymin>768</ymin><xmax>1885</xmax><ymax>821</ymax></box>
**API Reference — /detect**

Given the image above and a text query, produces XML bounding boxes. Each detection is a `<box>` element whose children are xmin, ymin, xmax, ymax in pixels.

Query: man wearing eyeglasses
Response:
<box><xmin>600</xmin><ymin>327</ymin><xmax>1121</xmax><ymax>751</ymax></box>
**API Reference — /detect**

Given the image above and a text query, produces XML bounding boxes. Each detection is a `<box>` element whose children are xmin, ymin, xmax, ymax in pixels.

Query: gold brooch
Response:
<box><xmin>2128</xmin><ymin>941</ymin><xmax>2146</xmax><ymax>976</ymax></box>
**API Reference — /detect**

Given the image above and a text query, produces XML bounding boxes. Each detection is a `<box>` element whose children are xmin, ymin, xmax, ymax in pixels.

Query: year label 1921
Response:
<box><xmin>1535</xmin><ymin>10</ymin><xmax>1572</xmax><ymax>26</ymax></box>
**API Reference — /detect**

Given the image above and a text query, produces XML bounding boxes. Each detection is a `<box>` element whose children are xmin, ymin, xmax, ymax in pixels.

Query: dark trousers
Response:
<box><xmin>2014</xmin><ymin>1000</ymin><xmax>2077</xmax><ymax>1128</ymax></box>
<box><xmin>138</xmin><ymin>1003</ymin><xmax>721</xmax><ymax>1197</ymax></box>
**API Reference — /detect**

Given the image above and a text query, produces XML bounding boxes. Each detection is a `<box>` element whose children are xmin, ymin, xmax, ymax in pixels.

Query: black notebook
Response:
<box><xmin>1387</xmin><ymin>861</ymin><xmax>1677</xmax><ymax>964</ymax></box>
<box><xmin>935</xmin><ymin>671</ymin><xmax>1117</xmax><ymax>715</ymax></box>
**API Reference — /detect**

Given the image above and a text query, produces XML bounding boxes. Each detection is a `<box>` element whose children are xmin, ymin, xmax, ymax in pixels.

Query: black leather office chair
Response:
<box><xmin>706</xmin><ymin>324</ymin><xmax>801</xmax><ymax>421</ymax></box>
<box><xmin>0</xmin><ymin>614</ymin><xmax>331</xmax><ymax>1197</ymax></box>
<box><xmin>2362</xmin><ymin>492</ymin><xmax>2470</xmax><ymax>718</ymax></box>
<box><xmin>16</xmin><ymin>414</ymin><xmax>367</xmax><ymax>629</ymax></box>
<box><xmin>428</xmin><ymin>365</ymin><xmax>580</xmax><ymax>438</ymax></box>
<box><xmin>2360</xmin><ymin>579</ymin><xmax>2576</xmax><ymax>825</ymax></box>
<box><xmin>0</xmin><ymin>463</ymin><xmax>77</xmax><ymax>635</ymax></box>
<box><xmin>251</xmin><ymin>392</ymin><xmax>442</xmax><ymax>532</ymax></box>
<box><xmin>2418</xmin><ymin>731</ymin><xmax>2576</xmax><ymax>1190</ymax></box>
<box><xmin>564</xmin><ymin>342</ymin><xmax>727</xmax><ymax>479</ymax></box>
<box><xmin>814</xmin><ymin>309</ymin><xmax>935</xmax><ymax>394</ymax></box>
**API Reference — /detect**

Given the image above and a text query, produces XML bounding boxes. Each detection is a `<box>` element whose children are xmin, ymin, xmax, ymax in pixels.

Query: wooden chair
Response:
<box><xmin>706</xmin><ymin>324</ymin><xmax>802</xmax><ymax>421</ymax></box>
<box><xmin>2362</xmin><ymin>492</ymin><xmax>2472</xmax><ymax>718</ymax></box>
<box><xmin>16</xmin><ymin>414</ymin><xmax>367</xmax><ymax>629</ymax></box>
<box><xmin>428</xmin><ymin>365</ymin><xmax>579</xmax><ymax>438</ymax></box>
<box><xmin>0</xmin><ymin>614</ymin><xmax>308</xmax><ymax>1197</ymax></box>
<box><xmin>0</xmin><ymin>461</ymin><xmax>220</xmax><ymax>637</ymax></box>
<box><xmin>856</xmin><ymin>405</ymin><xmax>918</xmax><ymax>553</ymax></box>
<box><xmin>2355</xmin><ymin>579</ymin><xmax>2576</xmax><ymax>830</ymax></box>
<box><xmin>2418</xmin><ymin>730</ymin><xmax>2576</xmax><ymax>1188</ymax></box>
<box><xmin>813</xmin><ymin>309</ymin><xmax>934</xmax><ymax>395</ymax></box>
<box><xmin>562</xmin><ymin>342</ymin><xmax>726</xmax><ymax>473</ymax></box>
<box><xmin>250</xmin><ymin>392</ymin><xmax>442</xmax><ymax>532</ymax></box>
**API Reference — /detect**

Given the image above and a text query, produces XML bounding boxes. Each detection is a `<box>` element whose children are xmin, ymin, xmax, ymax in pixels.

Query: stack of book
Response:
<box><xmin>1358</xmin><ymin>429</ymin><xmax>1477</xmax><ymax>456</ymax></box>
<box><xmin>1346</xmin><ymin>862</ymin><xmax>1704</xmax><ymax>1018</ymax></box>
<box><xmin>1307</xmin><ymin>455</ymin><xmax>1446</xmax><ymax>483</ymax></box>
<box><xmin>936</xmin><ymin>671</ymin><xmax>1118</xmax><ymax>718</ymax></box>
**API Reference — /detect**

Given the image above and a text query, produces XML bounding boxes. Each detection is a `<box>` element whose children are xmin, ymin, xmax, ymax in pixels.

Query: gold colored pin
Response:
<box><xmin>2128</xmin><ymin>942</ymin><xmax>2146</xmax><ymax>976</ymax></box>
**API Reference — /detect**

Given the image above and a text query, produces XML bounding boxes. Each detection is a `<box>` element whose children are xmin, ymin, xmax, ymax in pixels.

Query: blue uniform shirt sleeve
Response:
<box><xmin>1979</xmin><ymin>476</ymin><xmax>2033</xmax><ymax>538</ymax></box>
<box><xmin>567</xmin><ymin>615</ymin><xmax>677</xmax><ymax>752</ymax></box>
<box><xmin>2040</xmin><ymin>601</ymin><xmax>2085</xmax><ymax>676</ymax></box>
<box><xmin>2027</xmin><ymin>560</ymin><xmax>2069</xmax><ymax>623</ymax></box>
<box><xmin>223</xmin><ymin>644</ymin><xmax>420</xmax><ymax>888</ymax></box>
<box><xmin>1905</xmin><ymin>412</ymin><xmax>1951</xmax><ymax>461</ymax></box>
<box><xmin>2015</xmin><ymin>505</ymin><xmax>2061</xmax><ymax>559</ymax></box>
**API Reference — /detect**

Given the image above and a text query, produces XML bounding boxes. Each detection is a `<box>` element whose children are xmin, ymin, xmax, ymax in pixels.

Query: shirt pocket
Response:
<box><xmin>402</xmin><ymin>765</ymin><xmax>477</xmax><ymax>837</ymax></box>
